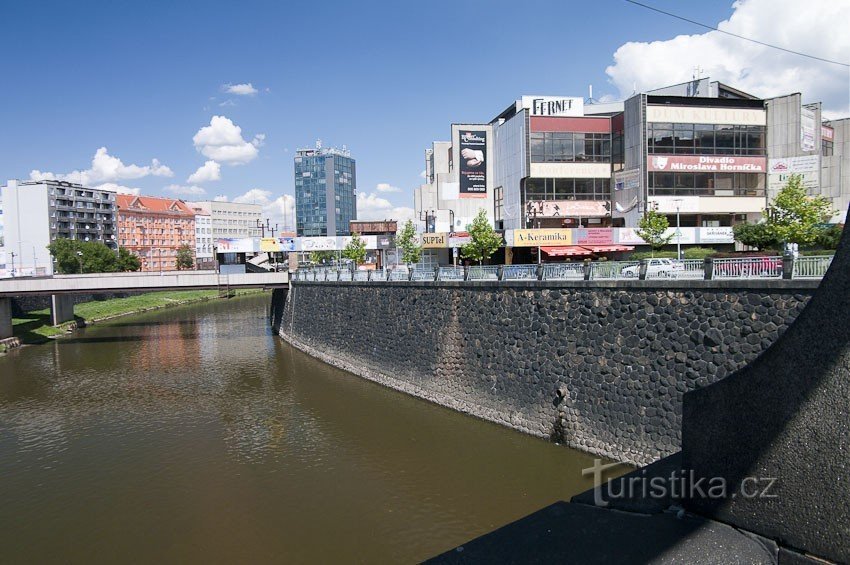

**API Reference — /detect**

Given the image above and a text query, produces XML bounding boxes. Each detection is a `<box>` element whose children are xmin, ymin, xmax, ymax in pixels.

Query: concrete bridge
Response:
<box><xmin>0</xmin><ymin>270</ymin><xmax>288</xmax><ymax>339</ymax></box>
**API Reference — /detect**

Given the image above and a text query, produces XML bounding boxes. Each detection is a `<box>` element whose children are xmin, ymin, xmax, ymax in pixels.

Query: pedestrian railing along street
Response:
<box><xmin>292</xmin><ymin>255</ymin><xmax>834</xmax><ymax>283</ymax></box>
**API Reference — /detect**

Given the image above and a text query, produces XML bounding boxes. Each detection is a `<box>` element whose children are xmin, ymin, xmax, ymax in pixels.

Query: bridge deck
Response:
<box><xmin>0</xmin><ymin>271</ymin><xmax>288</xmax><ymax>296</ymax></box>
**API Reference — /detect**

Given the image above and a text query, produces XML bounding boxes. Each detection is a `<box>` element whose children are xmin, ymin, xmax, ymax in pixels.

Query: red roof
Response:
<box><xmin>116</xmin><ymin>194</ymin><xmax>194</xmax><ymax>215</ymax></box>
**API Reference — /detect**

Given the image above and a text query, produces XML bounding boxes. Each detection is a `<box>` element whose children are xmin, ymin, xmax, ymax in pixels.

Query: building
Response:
<box><xmin>1</xmin><ymin>179</ymin><xmax>118</xmax><ymax>275</ymax></box>
<box><xmin>116</xmin><ymin>195</ymin><xmax>196</xmax><ymax>272</ymax></box>
<box><xmin>349</xmin><ymin>220</ymin><xmax>397</xmax><ymax>268</ymax></box>
<box><xmin>188</xmin><ymin>203</ymin><xmax>214</xmax><ymax>269</ymax></box>
<box><xmin>294</xmin><ymin>142</ymin><xmax>357</xmax><ymax>236</ymax></box>
<box><xmin>186</xmin><ymin>200</ymin><xmax>263</xmax><ymax>239</ymax></box>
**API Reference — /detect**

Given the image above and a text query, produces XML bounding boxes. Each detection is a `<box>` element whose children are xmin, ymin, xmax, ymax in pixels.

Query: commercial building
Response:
<box><xmin>294</xmin><ymin>142</ymin><xmax>357</xmax><ymax>237</ymax></box>
<box><xmin>1</xmin><ymin>179</ymin><xmax>118</xmax><ymax>276</ymax></box>
<box><xmin>188</xmin><ymin>204</ymin><xmax>214</xmax><ymax>270</ymax></box>
<box><xmin>185</xmin><ymin>200</ymin><xmax>263</xmax><ymax>239</ymax></box>
<box><xmin>116</xmin><ymin>195</ymin><xmax>195</xmax><ymax>272</ymax></box>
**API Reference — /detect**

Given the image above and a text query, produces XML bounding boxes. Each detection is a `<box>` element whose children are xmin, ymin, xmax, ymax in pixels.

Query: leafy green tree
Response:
<box><xmin>396</xmin><ymin>219</ymin><xmax>421</xmax><ymax>265</ymax></box>
<box><xmin>117</xmin><ymin>247</ymin><xmax>142</xmax><ymax>271</ymax></box>
<box><xmin>460</xmin><ymin>209</ymin><xmax>501</xmax><ymax>265</ymax></box>
<box><xmin>733</xmin><ymin>222</ymin><xmax>780</xmax><ymax>251</ymax></box>
<box><xmin>47</xmin><ymin>238</ymin><xmax>84</xmax><ymax>274</ymax></box>
<box><xmin>815</xmin><ymin>224</ymin><xmax>844</xmax><ymax>250</ymax></box>
<box><xmin>342</xmin><ymin>233</ymin><xmax>367</xmax><ymax>265</ymax></box>
<box><xmin>636</xmin><ymin>209</ymin><xmax>674</xmax><ymax>256</ymax></box>
<box><xmin>78</xmin><ymin>241</ymin><xmax>121</xmax><ymax>273</ymax></box>
<box><xmin>766</xmin><ymin>175</ymin><xmax>834</xmax><ymax>247</ymax></box>
<box><xmin>309</xmin><ymin>250</ymin><xmax>337</xmax><ymax>264</ymax></box>
<box><xmin>176</xmin><ymin>244</ymin><xmax>195</xmax><ymax>270</ymax></box>
<box><xmin>48</xmin><ymin>238</ymin><xmax>129</xmax><ymax>273</ymax></box>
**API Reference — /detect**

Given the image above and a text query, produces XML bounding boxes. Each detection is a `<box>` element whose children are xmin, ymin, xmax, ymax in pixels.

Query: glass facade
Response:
<box><xmin>648</xmin><ymin>172</ymin><xmax>766</xmax><ymax>197</ymax></box>
<box><xmin>530</xmin><ymin>132</ymin><xmax>611</xmax><ymax>162</ymax></box>
<box><xmin>525</xmin><ymin>178</ymin><xmax>610</xmax><ymax>201</ymax></box>
<box><xmin>295</xmin><ymin>150</ymin><xmax>356</xmax><ymax>236</ymax></box>
<box><xmin>648</xmin><ymin>123</ymin><xmax>766</xmax><ymax>155</ymax></box>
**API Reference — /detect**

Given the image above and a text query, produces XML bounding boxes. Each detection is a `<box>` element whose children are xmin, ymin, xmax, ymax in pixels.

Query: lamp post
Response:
<box><xmin>76</xmin><ymin>250</ymin><xmax>84</xmax><ymax>274</ymax></box>
<box><xmin>9</xmin><ymin>251</ymin><xmax>16</xmax><ymax>277</ymax></box>
<box><xmin>673</xmin><ymin>199</ymin><xmax>683</xmax><ymax>260</ymax></box>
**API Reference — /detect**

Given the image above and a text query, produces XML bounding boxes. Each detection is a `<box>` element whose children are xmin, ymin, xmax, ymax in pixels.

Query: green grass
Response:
<box><xmin>12</xmin><ymin>289</ymin><xmax>263</xmax><ymax>344</ymax></box>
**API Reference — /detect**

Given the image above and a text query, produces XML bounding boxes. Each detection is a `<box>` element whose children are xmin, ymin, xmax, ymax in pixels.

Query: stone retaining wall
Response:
<box><xmin>280</xmin><ymin>280</ymin><xmax>815</xmax><ymax>466</ymax></box>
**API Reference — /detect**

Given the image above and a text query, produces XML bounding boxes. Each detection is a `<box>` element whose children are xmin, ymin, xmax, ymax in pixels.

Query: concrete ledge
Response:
<box><xmin>291</xmin><ymin>279</ymin><xmax>820</xmax><ymax>291</ymax></box>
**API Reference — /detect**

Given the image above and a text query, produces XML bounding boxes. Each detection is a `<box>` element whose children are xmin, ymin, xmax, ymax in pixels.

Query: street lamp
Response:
<box><xmin>673</xmin><ymin>199</ymin><xmax>683</xmax><ymax>260</ymax></box>
<box><xmin>9</xmin><ymin>251</ymin><xmax>16</xmax><ymax>277</ymax></box>
<box><xmin>76</xmin><ymin>250</ymin><xmax>84</xmax><ymax>274</ymax></box>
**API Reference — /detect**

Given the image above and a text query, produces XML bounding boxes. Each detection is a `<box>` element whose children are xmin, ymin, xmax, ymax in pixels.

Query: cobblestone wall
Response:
<box><xmin>280</xmin><ymin>281</ymin><xmax>813</xmax><ymax>466</ymax></box>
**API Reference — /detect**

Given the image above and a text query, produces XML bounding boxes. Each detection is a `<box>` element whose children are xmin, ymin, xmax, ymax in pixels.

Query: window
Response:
<box><xmin>529</xmin><ymin>132</ymin><xmax>611</xmax><ymax>162</ymax></box>
<box><xmin>648</xmin><ymin>172</ymin><xmax>765</xmax><ymax>197</ymax></box>
<box><xmin>648</xmin><ymin>123</ymin><xmax>765</xmax><ymax>155</ymax></box>
<box><xmin>822</xmin><ymin>140</ymin><xmax>834</xmax><ymax>157</ymax></box>
<box><xmin>524</xmin><ymin>178</ymin><xmax>610</xmax><ymax>201</ymax></box>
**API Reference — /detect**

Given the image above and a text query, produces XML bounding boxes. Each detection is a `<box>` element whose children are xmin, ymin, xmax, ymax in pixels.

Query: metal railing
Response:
<box><xmin>542</xmin><ymin>263</ymin><xmax>585</xmax><ymax>281</ymax></box>
<box><xmin>292</xmin><ymin>254</ymin><xmax>833</xmax><ymax>283</ymax></box>
<box><xmin>712</xmin><ymin>256</ymin><xmax>783</xmax><ymax>279</ymax></box>
<box><xmin>792</xmin><ymin>255</ymin><xmax>833</xmax><ymax>279</ymax></box>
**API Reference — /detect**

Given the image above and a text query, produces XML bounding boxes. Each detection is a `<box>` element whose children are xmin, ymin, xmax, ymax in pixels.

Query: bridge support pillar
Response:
<box><xmin>50</xmin><ymin>294</ymin><xmax>75</xmax><ymax>326</ymax></box>
<box><xmin>0</xmin><ymin>297</ymin><xmax>12</xmax><ymax>339</ymax></box>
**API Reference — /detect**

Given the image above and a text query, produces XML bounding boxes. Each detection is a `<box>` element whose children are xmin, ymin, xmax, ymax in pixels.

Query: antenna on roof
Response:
<box><xmin>316</xmin><ymin>139</ymin><xmax>322</xmax><ymax>150</ymax></box>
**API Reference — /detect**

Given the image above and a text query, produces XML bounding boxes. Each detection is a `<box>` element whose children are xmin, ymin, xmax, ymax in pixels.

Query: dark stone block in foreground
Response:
<box><xmin>425</xmin><ymin>501</ymin><xmax>776</xmax><ymax>565</ymax></box>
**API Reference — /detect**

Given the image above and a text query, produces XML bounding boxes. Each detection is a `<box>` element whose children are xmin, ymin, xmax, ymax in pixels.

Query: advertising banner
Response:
<box><xmin>575</xmin><ymin>228</ymin><xmax>614</xmax><ymax>245</ymax></box>
<box><xmin>512</xmin><ymin>229</ymin><xmax>572</xmax><ymax>247</ymax></box>
<box><xmin>526</xmin><ymin>200</ymin><xmax>609</xmax><ymax>218</ymax></box>
<box><xmin>298</xmin><ymin>237</ymin><xmax>337</xmax><ymax>252</ymax></box>
<box><xmin>801</xmin><ymin>106</ymin><xmax>816</xmax><ymax>152</ymax></box>
<box><xmin>648</xmin><ymin>155</ymin><xmax>766</xmax><ymax>173</ymax></box>
<box><xmin>768</xmin><ymin>155</ymin><xmax>820</xmax><ymax>192</ymax></box>
<box><xmin>278</xmin><ymin>237</ymin><xmax>296</xmax><ymax>252</ymax></box>
<box><xmin>338</xmin><ymin>235</ymin><xmax>378</xmax><ymax>250</ymax></box>
<box><xmin>698</xmin><ymin>227</ymin><xmax>734</xmax><ymax>244</ymax></box>
<box><xmin>216</xmin><ymin>238</ymin><xmax>258</xmax><ymax>253</ymax></box>
<box><xmin>260</xmin><ymin>237</ymin><xmax>280</xmax><ymax>252</ymax></box>
<box><xmin>614</xmin><ymin>169</ymin><xmax>641</xmax><ymax>191</ymax></box>
<box><xmin>458</xmin><ymin>130</ymin><xmax>487</xmax><ymax>198</ymax></box>
<box><xmin>376</xmin><ymin>234</ymin><xmax>395</xmax><ymax>249</ymax></box>
<box><xmin>448</xmin><ymin>231</ymin><xmax>471</xmax><ymax>248</ymax></box>
<box><xmin>616</xmin><ymin>228</ymin><xmax>698</xmax><ymax>245</ymax></box>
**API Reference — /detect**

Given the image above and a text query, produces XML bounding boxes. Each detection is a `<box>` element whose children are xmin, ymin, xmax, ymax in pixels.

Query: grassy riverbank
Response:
<box><xmin>12</xmin><ymin>289</ymin><xmax>264</xmax><ymax>344</ymax></box>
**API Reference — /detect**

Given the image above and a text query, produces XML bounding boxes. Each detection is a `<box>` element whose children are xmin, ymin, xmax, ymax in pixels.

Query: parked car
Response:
<box><xmin>621</xmin><ymin>258</ymin><xmax>684</xmax><ymax>278</ymax></box>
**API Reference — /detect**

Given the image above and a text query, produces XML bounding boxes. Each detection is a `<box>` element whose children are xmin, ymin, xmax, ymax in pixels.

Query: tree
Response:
<box><xmin>117</xmin><ymin>247</ymin><xmax>142</xmax><ymax>271</ymax></box>
<box><xmin>342</xmin><ymin>233</ymin><xmax>367</xmax><ymax>265</ymax></box>
<box><xmin>47</xmin><ymin>238</ymin><xmax>84</xmax><ymax>274</ymax></box>
<box><xmin>815</xmin><ymin>224</ymin><xmax>844</xmax><ymax>250</ymax></box>
<box><xmin>396</xmin><ymin>219</ymin><xmax>421</xmax><ymax>265</ymax></box>
<box><xmin>176</xmin><ymin>244</ymin><xmax>195</xmax><ymax>270</ymax></box>
<box><xmin>766</xmin><ymin>175</ymin><xmax>834</xmax><ymax>247</ymax></box>
<box><xmin>733</xmin><ymin>222</ymin><xmax>780</xmax><ymax>251</ymax></box>
<box><xmin>309</xmin><ymin>250</ymin><xmax>336</xmax><ymax>264</ymax></box>
<box><xmin>636</xmin><ymin>209</ymin><xmax>674</xmax><ymax>256</ymax></box>
<box><xmin>460</xmin><ymin>209</ymin><xmax>501</xmax><ymax>265</ymax></box>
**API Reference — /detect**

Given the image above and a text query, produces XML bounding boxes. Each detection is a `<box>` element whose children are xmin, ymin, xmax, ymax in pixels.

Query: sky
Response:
<box><xmin>1</xmin><ymin>0</ymin><xmax>848</xmax><ymax>230</ymax></box>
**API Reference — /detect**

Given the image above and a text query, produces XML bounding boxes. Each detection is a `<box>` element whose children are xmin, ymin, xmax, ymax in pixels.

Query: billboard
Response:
<box><xmin>458</xmin><ymin>130</ymin><xmax>487</xmax><ymax>198</ymax></box>
<box><xmin>298</xmin><ymin>237</ymin><xmax>337</xmax><ymax>251</ymax></box>
<box><xmin>278</xmin><ymin>237</ymin><xmax>296</xmax><ymax>252</ymax></box>
<box><xmin>260</xmin><ymin>237</ymin><xmax>280</xmax><ymax>252</ymax></box>
<box><xmin>648</xmin><ymin>155</ymin><xmax>766</xmax><ymax>173</ymax></box>
<box><xmin>216</xmin><ymin>238</ymin><xmax>258</xmax><ymax>253</ymax></box>
<box><xmin>768</xmin><ymin>155</ymin><xmax>820</xmax><ymax>192</ymax></box>
<box><xmin>801</xmin><ymin>106</ymin><xmax>816</xmax><ymax>152</ymax></box>
<box><xmin>527</xmin><ymin>200</ymin><xmax>609</xmax><ymax>218</ymax></box>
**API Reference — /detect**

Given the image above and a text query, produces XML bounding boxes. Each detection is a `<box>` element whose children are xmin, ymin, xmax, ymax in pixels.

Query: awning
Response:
<box><xmin>583</xmin><ymin>245</ymin><xmax>635</xmax><ymax>253</ymax></box>
<box><xmin>541</xmin><ymin>246</ymin><xmax>594</xmax><ymax>257</ymax></box>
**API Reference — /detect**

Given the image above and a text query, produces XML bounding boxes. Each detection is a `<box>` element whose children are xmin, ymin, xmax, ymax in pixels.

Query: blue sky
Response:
<box><xmin>3</xmin><ymin>0</ymin><xmax>845</xmax><ymax>226</ymax></box>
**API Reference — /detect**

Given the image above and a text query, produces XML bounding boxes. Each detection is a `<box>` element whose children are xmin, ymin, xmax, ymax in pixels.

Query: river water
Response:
<box><xmin>0</xmin><ymin>293</ymin><xmax>614</xmax><ymax>563</ymax></box>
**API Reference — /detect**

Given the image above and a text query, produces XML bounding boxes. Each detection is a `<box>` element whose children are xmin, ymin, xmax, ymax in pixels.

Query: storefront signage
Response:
<box><xmin>376</xmin><ymin>235</ymin><xmax>395</xmax><ymax>249</ymax></box>
<box><xmin>420</xmin><ymin>233</ymin><xmax>447</xmax><ymax>248</ymax></box>
<box><xmin>576</xmin><ymin>228</ymin><xmax>614</xmax><ymax>245</ymax></box>
<box><xmin>260</xmin><ymin>237</ymin><xmax>280</xmax><ymax>252</ymax></box>
<box><xmin>698</xmin><ymin>227</ymin><xmax>734</xmax><ymax>244</ymax></box>
<box><xmin>646</xmin><ymin>105</ymin><xmax>766</xmax><ymax>126</ymax></box>
<box><xmin>298</xmin><ymin>237</ymin><xmax>337</xmax><ymax>251</ymax></box>
<box><xmin>458</xmin><ymin>130</ymin><xmax>487</xmax><ymax>198</ymax></box>
<box><xmin>648</xmin><ymin>155</ymin><xmax>766</xmax><ymax>173</ymax></box>
<box><xmin>521</xmin><ymin>96</ymin><xmax>584</xmax><ymax>117</ymax></box>
<box><xmin>512</xmin><ymin>229</ymin><xmax>572</xmax><ymax>247</ymax></box>
<box><xmin>448</xmin><ymin>231</ymin><xmax>471</xmax><ymax>248</ymax></box>
<box><xmin>526</xmin><ymin>200</ymin><xmax>610</xmax><ymax>218</ymax></box>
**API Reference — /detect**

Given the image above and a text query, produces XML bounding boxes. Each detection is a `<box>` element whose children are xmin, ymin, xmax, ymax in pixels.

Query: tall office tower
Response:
<box><xmin>294</xmin><ymin>142</ymin><xmax>356</xmax><ymax>236</ymax></box>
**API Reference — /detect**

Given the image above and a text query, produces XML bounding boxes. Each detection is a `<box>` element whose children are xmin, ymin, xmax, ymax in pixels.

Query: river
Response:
<box><xmin>0</xmin><ymin>293</ymin><xmax>615</xmax><ymax>563</ymax></box>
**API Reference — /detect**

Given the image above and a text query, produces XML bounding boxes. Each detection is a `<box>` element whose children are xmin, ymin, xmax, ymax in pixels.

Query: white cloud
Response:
<box><xmin>606</xmin><ymin>0</ymin><xmax>850</xmax><ymax>117</ymax></box>
<box><xmin>232</xmin><ymin>188</ymin><xmax>295</xmax><ymax>231</ymax></box>
<box><xmin>95</xmin><ymin>182</ymin><xmax>141</xmax><ymax>195</ymax></box>
<box><xmin>375</xmin><ymin>182</ymin><xmax>401</xmax><ymax>193</ymax></box>
<box><xmin>192</xmin><ymin>116</ymin><xmax>263</xmax><ymax>165</ymax></box>
<box><xmin>164</xmin><ymin>184</ymin><xmax>207</xmax><ymax>196</ymax></box>
<box><xmin>29</xmin><ymin>147</ymin><xmax>173</xmax><ymax>185</ymax></box>
<box><xmin>356</xmin><ymin>192</ymin><xmax>416</xmax><ymax>223</ymax></box>
<box><xmin>219</xmin><ymin>99</ymin><xmax>237</xmax><ymax>107</ymax></box>
<box><xmin>223</xmin><ymin>83</ymin><xmax>258</xmax><ymax>96</ymax></box>
<box><xmin>419</xmin><ymin>170</ymin><xmax>427</xmax><ymax>179</ymax></box>
<box><xmin>187</xmin><ymin>160</ymin><xmax>221</xmax><ymax>183</ymax></box>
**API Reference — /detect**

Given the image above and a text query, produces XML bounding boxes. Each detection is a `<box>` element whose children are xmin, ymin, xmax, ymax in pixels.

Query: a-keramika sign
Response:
<box><xmin>512</xmin><ymin>229</ymin><xmax>572</xmax><ymax>247</ymax></box>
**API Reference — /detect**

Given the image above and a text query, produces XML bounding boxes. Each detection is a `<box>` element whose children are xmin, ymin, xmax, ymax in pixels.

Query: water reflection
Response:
<box><xmin>0</xmin><ymin>294</ymin><xmax>620</xmax><ymax>563</ymax></box>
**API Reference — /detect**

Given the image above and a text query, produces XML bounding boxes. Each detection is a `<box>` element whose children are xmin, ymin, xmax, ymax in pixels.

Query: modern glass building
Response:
<box><xmin>294</xmin><ymin>143</ymin><xmax>357</xmax><ymax>236</ymax></box>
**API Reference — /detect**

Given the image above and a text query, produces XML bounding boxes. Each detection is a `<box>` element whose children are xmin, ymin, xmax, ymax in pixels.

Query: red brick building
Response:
<box><xmin>116</xmin><ymin>195</ymin><xmax>196</xmax><ymax>271</ymax></box>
